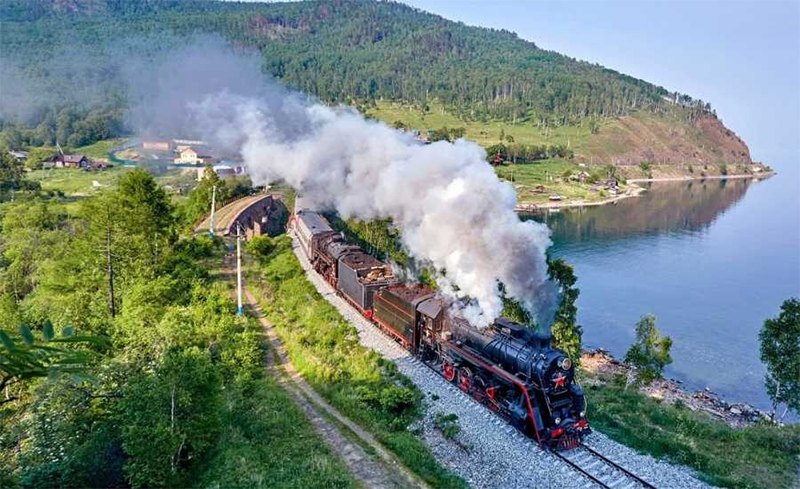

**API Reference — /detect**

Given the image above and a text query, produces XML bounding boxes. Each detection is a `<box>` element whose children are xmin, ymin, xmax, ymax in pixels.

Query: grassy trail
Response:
<box><xmin>220</xmin><ymin>243</ymin><xmax>426</xmax><ymax>489</ymax></box>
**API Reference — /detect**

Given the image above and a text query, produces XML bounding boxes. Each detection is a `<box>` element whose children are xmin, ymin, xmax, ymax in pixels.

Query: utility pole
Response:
<box><xmin>209</xmin><ymin>185</ymin><xmax>217</xmax><ymax>237</ymax></box>
<box><xmin>236</xmin><ymin>224</ymin><xmax>243</xmax><ymax>316</ymax></box>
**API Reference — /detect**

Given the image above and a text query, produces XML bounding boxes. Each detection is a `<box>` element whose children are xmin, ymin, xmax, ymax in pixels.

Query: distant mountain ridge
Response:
<box><xmin>0</xmin><ymin>0</ymin><xmax>753</xmax><ymax>165</ymax></box>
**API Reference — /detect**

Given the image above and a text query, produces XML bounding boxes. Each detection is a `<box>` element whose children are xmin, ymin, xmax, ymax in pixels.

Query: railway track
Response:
<box><xmin>553</xmin><ymin>444</ymin><xmax>657</xmax><ymax>489</ymax></box>
<box><xmin>291</xmin><ymin>234</ymin><xmax>659</xmax><ymax>489</ymax></box>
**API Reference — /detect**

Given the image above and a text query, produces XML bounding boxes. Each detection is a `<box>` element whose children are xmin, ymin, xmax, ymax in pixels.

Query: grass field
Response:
<box><xmin>585</xmin><ymin>375</ymin><xmax>800</xmax><ymax>489</ymax></box>
<box><xmin>367</xmin><ymin>102</ymin><xmax>628</xmax><ymax>204</ymax></box>
<box><xmin>366</xmin><ymin>100</ymin><xmax>594</xmax><ymax>149</ymax></box>
<box><xmin>27</xmin><ymin>166</ymin><xmax>198</xmax><ymax>211</ymax></box>
<box><xmin>494</xmin><ymin>159</ymin><xmax>620</xmax><ymax>204</ymax></box>
<box><xmin>73</xmin><ymin>138</ymin><xmax>126</xmax><ymax>161</ymax></box>
<box><xmin>29</xmin><ymin>167</ymin><xmax>132</xmax><ymax>196</ymax></box>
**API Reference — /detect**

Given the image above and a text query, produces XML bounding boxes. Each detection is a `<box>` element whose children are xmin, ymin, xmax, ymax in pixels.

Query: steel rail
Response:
<box><xmin>579</xmin><ymin>443</ymin><xmax>657</xmax><ymax>489</ymax></box>
<box><xmin>551</xmin><ymin>450</ymin><xmax>613</xmax><ymax>488</ymax></box>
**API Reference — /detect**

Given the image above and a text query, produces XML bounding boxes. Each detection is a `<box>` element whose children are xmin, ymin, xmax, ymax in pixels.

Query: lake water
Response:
<box><xmin>527</xmin><ymin>163</ymin><xmax>800</xmax><ymax>411</ymax></box>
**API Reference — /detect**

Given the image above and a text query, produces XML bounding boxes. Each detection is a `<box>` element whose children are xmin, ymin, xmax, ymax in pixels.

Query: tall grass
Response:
<box><xmin>249</xmin><ymin>236</ymin><xmax>466</xmax><ymax>489</ymax></box>
<box><xmin>196</xmin><ymin>363</ymin><xmax>357</xmax><ymax>489</ymax></box>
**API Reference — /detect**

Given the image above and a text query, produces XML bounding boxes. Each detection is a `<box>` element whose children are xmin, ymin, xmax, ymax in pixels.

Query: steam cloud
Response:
<box><xmin>181</xmin><ymin>52</ymin><xmax>555</xmax><ymax>328</ymax></box>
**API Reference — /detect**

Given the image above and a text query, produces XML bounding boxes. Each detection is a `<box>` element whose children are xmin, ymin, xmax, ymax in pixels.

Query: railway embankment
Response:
<box><xmin>274</xmin><ymin>231</ymin><xmax>715</xmax><ymax>489</ymax></box>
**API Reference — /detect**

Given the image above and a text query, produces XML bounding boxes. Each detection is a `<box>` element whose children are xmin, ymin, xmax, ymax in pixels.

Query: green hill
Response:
<box><xmin>0</xmin><ymin>0</ymin><xmax>753</xmax><ymax>168</ymax></box>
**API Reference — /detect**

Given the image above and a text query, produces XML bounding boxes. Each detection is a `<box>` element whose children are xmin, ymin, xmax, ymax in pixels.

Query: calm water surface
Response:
<box><xmin>528</xmin><ymin>163</ymin><xmax>800</xmax><ymax>410</ymax></box>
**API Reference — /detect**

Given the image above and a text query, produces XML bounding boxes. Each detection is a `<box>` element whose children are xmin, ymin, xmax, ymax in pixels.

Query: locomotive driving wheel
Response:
<box><xmin>458</xmin><ymin>367</ymin><xmax>472</xmax><ymax>393</ymax></box>
<box><xmin>472</xmin><ymin>375</ymin><xmax>487</xmax><ymax>402</ymax></box>
<box><xmin>442</xmin><ymin>360</ymin><xmax>456</xmax><ymax>382</ymax></box>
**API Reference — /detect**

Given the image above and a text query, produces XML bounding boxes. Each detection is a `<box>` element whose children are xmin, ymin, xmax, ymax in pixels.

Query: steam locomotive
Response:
<box><xmin>293</xmin><ymin>207</ymin><xmax>589</xmax><ymax>450</ymax></box>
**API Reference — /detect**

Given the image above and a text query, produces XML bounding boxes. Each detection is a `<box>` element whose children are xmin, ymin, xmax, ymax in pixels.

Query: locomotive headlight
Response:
<box><xmin>580</xmin><ymin>411</ymin><xmax>585</xmax><ymax>418</ymax></box>
<box><xmin>555</xmin><ymin>417</ymin><xmax>561</xmax><ymax>425</ymax></box>
<box><xmin>559</xmin><ymin>357</ymin><xmax>572</xmax><ymax>370</ymax></box>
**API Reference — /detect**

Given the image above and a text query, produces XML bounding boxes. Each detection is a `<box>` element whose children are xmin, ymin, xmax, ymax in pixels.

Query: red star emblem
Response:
<box><xmin>553</xmin><ymin>373</ymin><xmax>567</xmax><ymax>388</ymax></box>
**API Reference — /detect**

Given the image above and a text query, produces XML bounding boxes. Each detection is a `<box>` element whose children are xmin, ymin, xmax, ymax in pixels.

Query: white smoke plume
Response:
<box><xmin>126</xmin><ymin>39</ymin><xmax>556</xmax><ymax>328</ymax></box>
<box><xmin>192</xmin><ymin>89</ymin><xmax>555</xmax><ymax>327</ymax></box>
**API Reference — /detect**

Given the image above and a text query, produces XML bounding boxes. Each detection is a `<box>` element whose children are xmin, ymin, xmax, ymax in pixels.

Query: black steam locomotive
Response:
<box><xmin>294</xmin><ymin>207</ymin><xmax>589</xmax><ymax>450</ymax></box>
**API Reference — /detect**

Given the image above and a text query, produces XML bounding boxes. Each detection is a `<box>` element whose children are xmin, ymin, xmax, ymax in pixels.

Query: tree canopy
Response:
<box><xmin>0</xmin><ymin>0</ymin><xmax>714</xmax><ymax>151</ymax></box>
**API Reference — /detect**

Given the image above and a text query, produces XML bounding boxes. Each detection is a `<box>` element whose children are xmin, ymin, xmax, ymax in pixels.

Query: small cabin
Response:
<box><xmin>46</xmin><ymin>154</ymin><xmax>90</xmax><ymax>169</ymax></box>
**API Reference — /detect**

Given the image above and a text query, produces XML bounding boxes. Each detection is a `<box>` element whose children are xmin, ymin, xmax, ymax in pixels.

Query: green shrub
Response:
<box><xmin>379</xmin><ymin>385</ymin><xmax>416</xmax><ymax>414</ymax></box>
<box><xmin>246</xmin><ymin>235</ymin><xmax>276</xmax><ymax>258</ymax></box>
<box><xmin>433</xmin><ymin>413</ymin><xmax>461</xmax><ymax>440</ymax></box>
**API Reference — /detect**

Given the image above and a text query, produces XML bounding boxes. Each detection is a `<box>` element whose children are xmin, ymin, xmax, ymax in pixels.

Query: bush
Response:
<box><xmin>121</xmin><ymin>348</ymin><xmax>222</xmax><ymax>488</ymax></box>
<box><xmin>379</xmin><ymin>385</ymin><xmax>416</xmax><ymax>414</ymax></box>
<box><xmin>433</xmin><ymin>413</ymin><xmax>461</xmax><ymax>440</ymax></box>
<box><xmin>247</xmin><ymin>235</ymin><xmax>275</xmax><ymax>258</ymax></box>
<box><xmin>639</xmin><ymin>161</ymin><xmax>652</xmax><ymax>172</ymax></box>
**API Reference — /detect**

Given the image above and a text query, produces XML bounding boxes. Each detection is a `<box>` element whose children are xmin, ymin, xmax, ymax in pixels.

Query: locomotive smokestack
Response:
<box><xmin>163</xmin><ymin>43</ymin><xmax>556</xmax><ymax>328</ymax></box>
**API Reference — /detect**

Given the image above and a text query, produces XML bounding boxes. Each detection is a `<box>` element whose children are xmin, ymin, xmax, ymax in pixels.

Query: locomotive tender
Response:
<box><xmin>292</xmin><ymin>208</ymin><xmax>589</xmax><ymax>450</ymax></box>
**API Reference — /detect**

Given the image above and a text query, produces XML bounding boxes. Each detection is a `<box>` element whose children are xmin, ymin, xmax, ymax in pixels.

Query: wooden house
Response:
<box><xmin>45</xmin><ymin>154</ymin><xmax>90</xmax><ymax>169</ymax></box>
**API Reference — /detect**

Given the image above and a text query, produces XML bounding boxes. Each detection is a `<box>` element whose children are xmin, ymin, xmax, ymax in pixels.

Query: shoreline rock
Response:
<box><xmin>581</xmin><ymin>349</ymin><xmax>775</xmax><ymax>428</ymax></box>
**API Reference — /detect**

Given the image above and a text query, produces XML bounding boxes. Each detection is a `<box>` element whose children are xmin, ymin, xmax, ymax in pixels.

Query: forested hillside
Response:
<box><xmin>0</xmin><ymin>0</ymin><xmax>752</xmax><ymax>166</ymax></box>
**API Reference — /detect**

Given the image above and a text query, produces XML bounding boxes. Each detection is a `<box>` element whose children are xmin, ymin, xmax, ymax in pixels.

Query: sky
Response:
<box><xmin>398</xmin><ymin>0</ymin><xmax>800</xmax><ymax>170</ymax></box>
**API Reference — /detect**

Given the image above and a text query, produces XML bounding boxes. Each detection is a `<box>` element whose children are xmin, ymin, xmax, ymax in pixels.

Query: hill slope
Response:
<box><xmin>0</xmin><ymin>0</ymin><xmax>753</xmax><ymax>166</ymax></box>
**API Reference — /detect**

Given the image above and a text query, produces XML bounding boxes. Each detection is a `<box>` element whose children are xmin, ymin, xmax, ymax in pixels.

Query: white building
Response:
<box><xmin>174</xmin><ymin>146</ymin><xmax>213</xmax><ymax>165</ymax></box>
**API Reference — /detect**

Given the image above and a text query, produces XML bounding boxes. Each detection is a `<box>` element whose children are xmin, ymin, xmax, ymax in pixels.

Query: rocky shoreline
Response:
<box><xmin>581</xmin><ymin>349</ymin><xmax>774</xmax><ymax>428</ymax></box>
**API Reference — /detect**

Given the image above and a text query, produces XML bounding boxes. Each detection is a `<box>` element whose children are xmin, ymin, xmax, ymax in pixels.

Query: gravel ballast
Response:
<box><xmin>291</xmin><ymin>237</ymin><xmax>715</xmax><ymax>489</ymax></box>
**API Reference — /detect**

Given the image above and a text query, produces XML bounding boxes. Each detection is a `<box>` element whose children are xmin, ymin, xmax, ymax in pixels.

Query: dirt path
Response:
<box><xmin>221</xmin><ymin>250</ymin><xmax>427</xmax><ymax>489</ymax></box>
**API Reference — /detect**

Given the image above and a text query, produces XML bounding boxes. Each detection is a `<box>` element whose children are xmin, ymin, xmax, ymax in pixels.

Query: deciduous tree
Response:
<box><xmin>759</xmin><ymin>298</ymin><xmax>800</xmax><ymax>420</ymax></box>
<box><xmin>624</xmin><ymin>314</ymin><xmax>672</xmax><ymax>387</ymax></box>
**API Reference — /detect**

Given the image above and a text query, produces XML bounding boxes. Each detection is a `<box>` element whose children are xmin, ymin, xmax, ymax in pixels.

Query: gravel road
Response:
<box><xmin>292</xmin><ymin>236</ymin><xmax>715</xmax><ymax>489</ymax></box>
